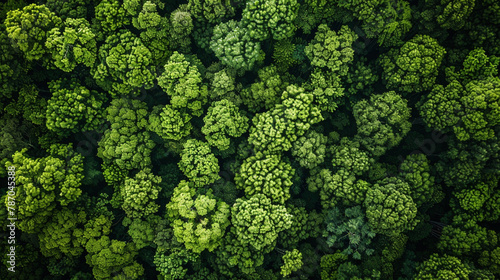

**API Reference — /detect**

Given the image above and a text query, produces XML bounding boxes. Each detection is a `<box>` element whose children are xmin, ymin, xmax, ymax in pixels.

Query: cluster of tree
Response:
<box><xmin>0</xmin><ymin>0</ymin><xmax>499</xmax><ymax>279</ymax></box>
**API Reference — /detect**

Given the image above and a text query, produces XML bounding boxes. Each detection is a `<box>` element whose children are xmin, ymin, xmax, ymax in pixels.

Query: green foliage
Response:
<box><xmin>2</xmin><ymin>1</ymin><xmax>500</xmax><ymax>278</ymax></box>
<box><xmin>169</xmin><ymin>5</ymin><xmax>193</xmax><ymax>51</ymax></box>
<box><xmin>399</xmin><ymin>153</ymin><xmax>436</xmax><ymax>208</ymax></box>
<box><xmin>187</xmin><ymin>0</ymin><xmax>235</xmax><ymax>23</ymax></box>
<box><xmin>210</xmin><ymin>20</ymin><xmax>262</xmax><ymax>71</ymax></box>
<box><xmin>415</xmin><ymin>253</ymin><xmax>470</xmax><ymax>280</ymax></box>
<box><xmin>38</xmin><ymin>207</ymin><xmax>87</xmax><ymax>259</ymax></box>
<box><xmin>157</xmin><ymin>51</ymin><xmax>208</xmax><ymax>116</ymax></box>
<box><xmin>304</xmin><ymin>68</ymin><xmax>345</xmax><ymax>113</ymax></box>
<box><xmin>272</xmin><ymin>39</ymin><xmax>300</xmax><ymax>72</ymax></box>
<box><xmin>331</xmin><ymin>139</ymin><xmax>373</xmax><ymax>175</ymax></box>
<box><xmin>380</xmin><ymin>34</ymin><xmax>446</xmax><ymax>93</ymax></box>
<box><xmin>421</xmin><ymin>77</ymin><xmax>500</xmax><ymax>141</ymax></box>
<box><xmin>5</xmin><ymin>4</ymin><xmax>62</xmax><ymax>61</ymax></box>
<box><xmin>324</xmin><ymin>206</ymin><xmax>376</xmax><ymax>260</ymax></box>
<box><xmin>437</xmin><ymin>0</ymin><xmax>476</xmax><ymax>30</ymax></box>
<box><xmin>231</xmin><ymin>193</ymin><xmax>293</xmax><ymax>251</ymax></box>
<box><xmin>337</xmin><ymin>0</ymin><xmax>412</xmax><ymax>47</ymax></box>
<box><xmin>4</xmin><ymin>84</ymin><xmax>47</xmax><ymax>126</ymax></box>
<box><xmin>320</xmin><ymin>251</ymin><xmax>349</xmax><ymax>280</ymax></box>
<box><xmin>291</xmin><ymin>130</ymin><xmax>328</xmax><ymax>169</ymax></box>
<box><xmin>148</xmin><ymin>104</ymin><xmax>192</xmax><ymax>141</ymax></box>
<box><xmin>93</xmin><ymin>0</ymin><xmax>130</xmax><ymax>34</ymax></box>
<box><xmin>353</xmin><ymin>91</ymin><xmax>412</xmax><ymax>157</ymax></box>
<box><xmin>437</xmin><ymin>221</ymin><xmax>498</xmax><ymax>257</ymax></box>
<box><xmin>167</xmin><ymin>180</ymin><xmax>230</xmax><ymax>253</ymax></box>
<box><xmin>241</xmin><ymin>65</ymin><xmax>288</xmax><ymax>112</ymax></box>
<box><xmin>85</xmin><ymin>236</ymin><xmax>144</xmax><ymax>280</ymax></box>
<box><xmin>0</xmin><ymin>26</ymin><xmax>25</xmax><ymax>99</ymax></box>
<box><xmin>46</xmin><ymin>79</ymin><xmax>106</xmax><ymax>136</ymax></box>
<box><xmin>45</xmin><ymin>18</ymin><xmax>96</xmax><ymax>72</ymax></box>
<box><xmin>93</xmin><ymin>29</ymin><xmax>155</xmax><ymax>97</ymax></box>
<box><xmin>453</xmin><ymin>181</ymin><xmax>490</xmax><ymax>212</ymax></box>
<box><xmin>305</xmin><ymin>24</ymin><xmax>358</xmax><ymax>76</ymax></box>
<box><xmin>478</xmin><ymin>247</ymin><xmax>500</xmax><ymax>275</ymax></box>
<box><xmin>447</xmin><ymin>48</ymin><xmax>499</xmax><ymax>84</ymax></box>
<box><xmin>202</xmin><ymin>99</ymin><xmax>249</xmax><ymax>151</ymax></box>
<box><xmin>97</xmin><ymin>98</ymin><xmax>155</xmax><ymax>171</ymax></box>
<box><xmin>5</xmin><ymin>144</ymin><xmax>84</xmax><ymax>233</ymax></box>
<box><xmin>235</xmin><ymin>152</ymin><xmax>294</xmax><ymax>204</ymax></box>
<box><xmin>122</xmin><ymin>215</ymin><xmax>160</xmax><ymax>250</ymax></box>
<box><xmin>281</xmin><ymin>249</ymin><xmax>303</xmax><ymax>277</ymax></box>
<box><xmin>121</xmin><ymin>168</ymin><xmax>161</xmax><ymax>218</ymax></box>
<box><xmin>307</xmin><ymin>168</ymin><xmax>369</xmax><ymax>208</ymax></box>
<box><xmin>178</xmin><ymin>139</ymin><xmax>220</xmax><ymax>187</ymax></box>
<box><xmin>364</xmin><ymin>177</ymin><xmax>418</xmax><ymax>236</ymax></box>
<box><xmin>154</xmin><ymin>246</ymin><xmax>200</xmax><ymax>280</ymax></box>
<box><xmin>45</xmin><ymin>0</ymin><xmax>90</xmax><ymax>20</ymax></box>
<box><xmin>135</xmin><ymin>2</ymin><xmax>171</xmax><ymax>64</ymax></box>
<box><xmin>249</xmin><ymin>85</ymin><xmax>323</xmax><ymax>154</ymax></box>
<box><xmin>208</xmin><ymin>68</ymin><xmax>241</xmax><ymax>105</ymax></box>
<box><xmin>241</xmin><ymin>0</ymin><xmax>299</xmax><ymax>41</ymax></box>
<box><xmin>278</xmin><ymin>205</ymin><xmax>323</xmax><ymax>248</ymax></box>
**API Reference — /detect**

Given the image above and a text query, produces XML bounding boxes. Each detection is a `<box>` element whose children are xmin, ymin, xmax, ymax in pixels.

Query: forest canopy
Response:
<box><xmin>0</xmin><ymin>0</ymin><xmax>499</xmax><ymax>279</ymax></box>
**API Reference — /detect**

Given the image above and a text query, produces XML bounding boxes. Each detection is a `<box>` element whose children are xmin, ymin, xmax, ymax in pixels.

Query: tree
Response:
<box><xmin>0</xmin><ymin>25</ymin><xmax>25</xmax><ymax>99</ymax></box>
<box><xmin>235</xmin><ymin>152</ymin><xmax>294</xmax><ymax>204</ymax></box>
<box><xmin>399</xmin><ymin>153</ymin><xmax>436</xmax><ymax>208</ymax></box>
<box><xmin>353</xmin><ymin>91</ymin><xmax>412</xmax><ymax>157</ymax></box>
<box><xmin>187</xmin><ymin>0</ymin><xmax>235</xmax><ymax>23</ymax></box>
<box><xmin>123</xmin><ymin>1</ymin><xmax>172</xmax><ymax>65</ymax></box>
<box><xmin>210</xmin><ymin>20</ymin><xmax>262</xmax><ymax>71</ymax></box>
<box><xmin>303</xmin><ymin>68</ymin><xmax>345</xmax><ymax>113</ymax></box>
<box><xmin>45</xmin><ymin>0</ymin><xmax>90</xmax><ymax>20</ymax></box>
<box><xmin>121</xmin><ymin>168</ymin><xmax>161</xmax><ymax>218</ymax></box>
<box><xmin>38</xmin><ymin>207</ymin><xmax>87</xmax><ymax>259</ymax></box>
<box><xmin>178</xmin><ymin>139</ymin><xmax>220</xmax><ymax>188</ymax></box>
<box><xmin>202</xmin><ymin>99</ymin><xmax>249</xmax><ymax>151</ymax></box>
<box><xmin>364</xmin><ymin>177</ymin><xmax>418</xmax><ymax>236</ymax></box>
<box><xmin>324</xmin><ymin>206</ymin><xmax>376</xmax><ymax>260</ymax></box>
<box><xmin>280</xmin><ymin>249</ymin><xmax>303</xmax><ymax>277</ymax></box>
<box><xmin>168</xmin><ymin>5</ymin><xmax>193</xmax><ymax>51</ymax></box>
<box><xmin>331</xmin><ymin>139</ymin><xmax>373</xmax><ymax>175</ymax></box>
<box><xmin>291</xmin><ymin>130</ymin><xmax>328</xmax><ymax>169</ymax></box>
<box><xmin>379</xmin><ymin>34</ymin><xmax>446</xmax><ymax>94</ymax></box>
<box><xmin>5</xmin><ymin>4</ymin><xmax>62</xmax><ymax>61</ymax></box>
<box><xmin>148</xmin><ymin>104</ymin><xmax>192</xmax><ymax>141</ymax></box>
<box><xmin>415</xmin><ymin>254</ymin><xmax>470</xmax><ymax>280</ymax></box>
<box><xmin>5</xmin><ymin>144</ymin><xmax>84</xmax><ymax>233</ymax></box>
<box><xmin>248</xmin><ymin>85</ymin><xmax>323</xmax><ymax>154</ymax></box>
<box><xmin>278</xmin><ymin>205</ymin><xmax>323</xmax><ymax>248</ymax></box>
<box><xmin>166</xmin><ymin>181</ymin><xmax>230</xmax><ymax>253</ymax></box>
<box><xmin>437</xmin><ymin>221</ymin><xmax>498</xmax><ymax>257</ymax></box>
<box><xmin>336</xmin><ymin>0</ymin><xmax>412</xmax><ymax>47</ymax></box>
<box><xmin>93</xmin><ymin>0</ymin><xmax>129</xmax><ymax>35</ymax></box>
<box><xmin>4</xmin><ymin>84</ymin><xmax>47</xmax><ymax>126</ymax></box>
<box><xmin>97</xmin><ymin>98</ymin><xmax>155</xmax><ymax>171</ymax></box>
<box><xmin>307</xmin><ymin>168</ymin><xmax>369</xmax><ymax>208</ymax></box>
<box><xmin>241</xmin><ymin>65</ymin><xmax>289</xmax><ymax>112</ymax></box>
<box><xmin>241</xmin><ymin>0</ymin><xmax>299</xmax><ymax>41</ymax></box>
<box><xmin>157</xmin><ymin>51</ymin><xmax>208</xmax><ymax>117</ymax></box>
<box><xmin>122</xmin><ymin>215</ymin><xmax>160</xmax><ymax>250</ymax></box>
<box><xmin>208</xmin><ymin>68</ymin><xmax>241</xmax><ymax>105</ymax></box>
<box><xmin>420</xmin><ymin>77</ymin><xmax>500</xmax><ymax>141</ymax></box>
<box><xmin>45</xmin><ymin>79</ymin><xmax>106</xmax><ymax>136</ymax></box>
<box><xmin>231</xmin><ymin>194</ymin><xmax>293</xmax><ymax>251</ymax></box>
<box><xmin>85</xmin><ymin>236</ymin><xmax>144</xmax><ymax>280</ymax></box>
<box><xmin>93</xmin><ymin>29</ymin><xmax>155</xmax><ymax>97</ymax></box>
<box><xmin>305</xmin><ymin>24</ymin><xmax>358</xmax><ymax>76</ymax></box>
<box><xmin>45</xmin><ymin>18</ymin><xmax>97</xmax><ymax>72</ymax></box>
